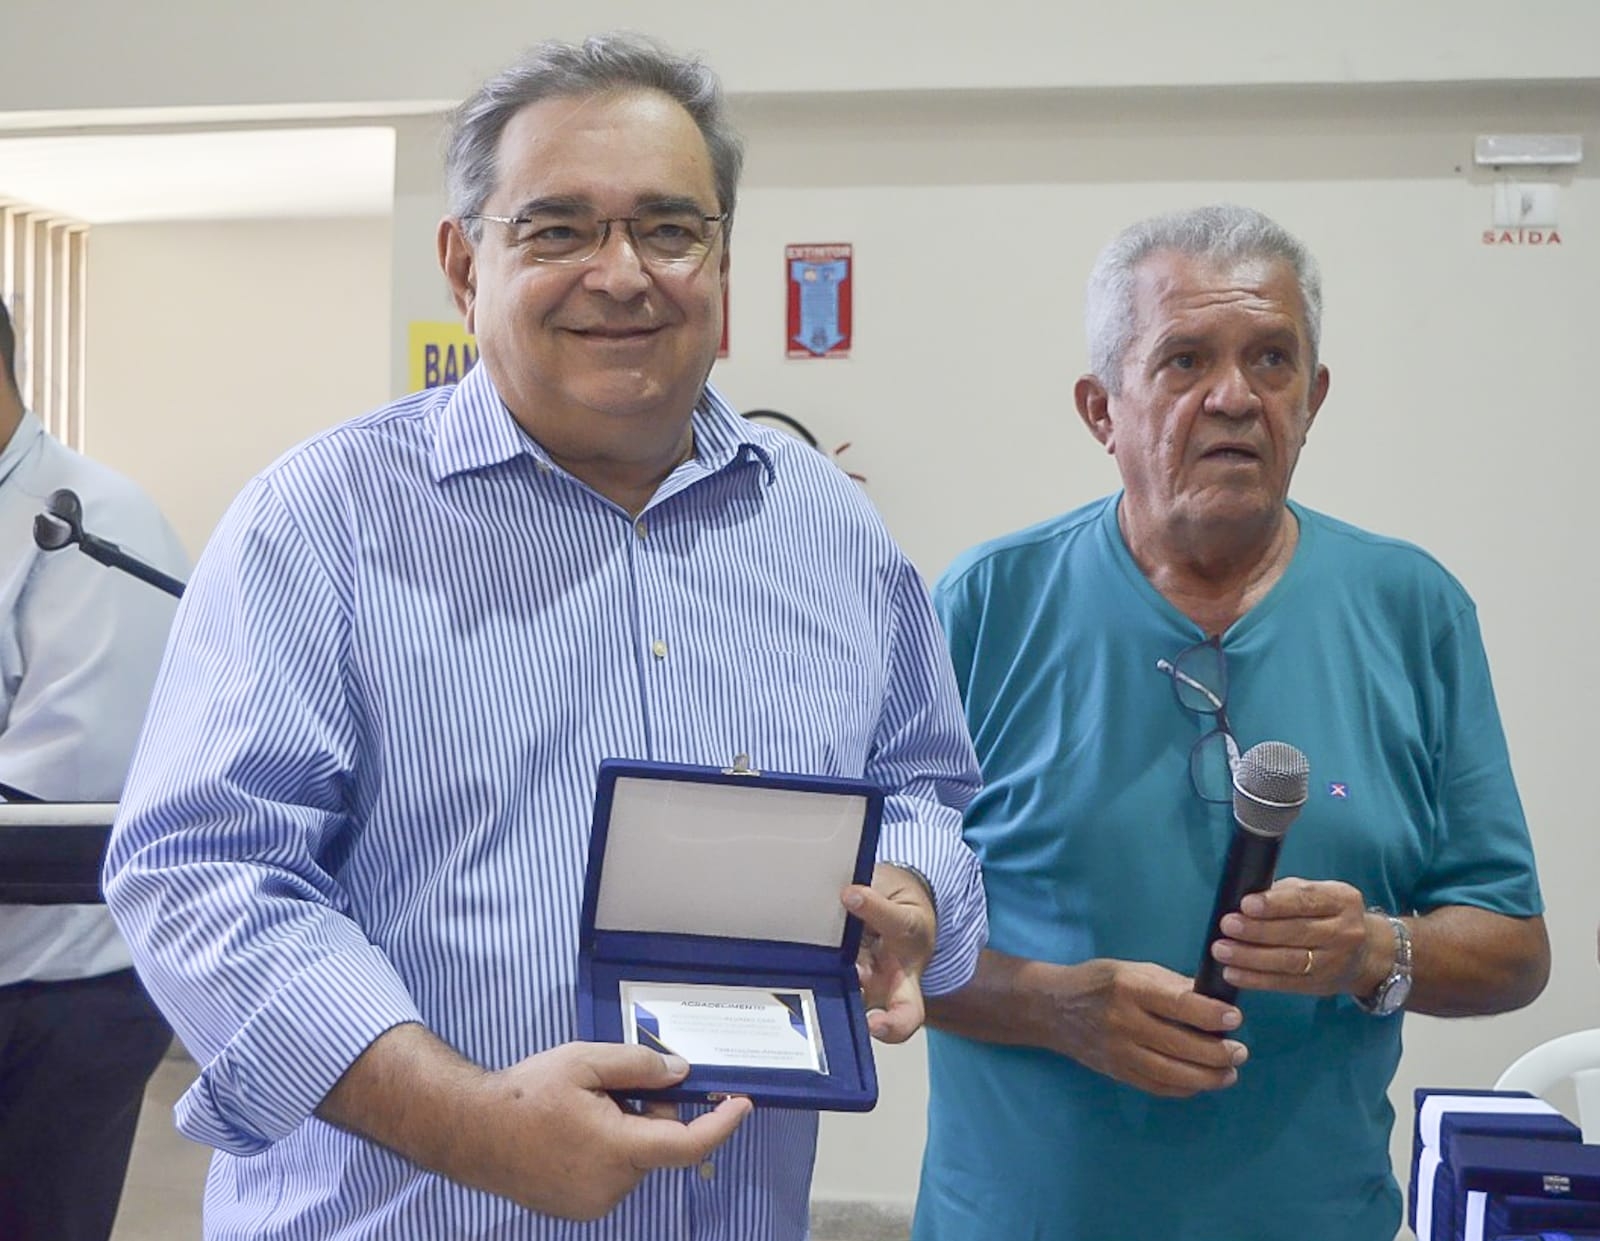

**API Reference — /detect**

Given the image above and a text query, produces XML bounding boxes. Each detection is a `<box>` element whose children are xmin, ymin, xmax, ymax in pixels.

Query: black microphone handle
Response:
<box><xmin>1193</xmin><ymin>827</ymin><xmax>1285</xmax><ymax>1002</ymax></box>
<box><xmin>78</xmin><ymin>533</ymin><xmax>185</xmax><ymax>599</ymax></box>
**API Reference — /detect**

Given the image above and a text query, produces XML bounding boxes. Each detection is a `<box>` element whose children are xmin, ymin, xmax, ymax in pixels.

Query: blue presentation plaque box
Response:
<box><xmin>1411</xmin><ymin>1087</ymin><xmax>1589</xmax><ymax>1241</ymax></box>
<box><xmin>577</xmin><ymin>758</ymin><xmax>884</xmax><ymax>1111</ymax></box>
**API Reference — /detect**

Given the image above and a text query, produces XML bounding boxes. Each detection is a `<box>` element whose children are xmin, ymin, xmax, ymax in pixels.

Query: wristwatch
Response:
<box><xmin>1355</xmin><ymin>911</ymin><xmax>1412</xmax><ymax>1016</ymax></box>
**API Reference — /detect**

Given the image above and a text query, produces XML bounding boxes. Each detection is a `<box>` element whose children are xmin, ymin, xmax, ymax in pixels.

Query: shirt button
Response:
<box><xmin>698</xmin><ymin>1160</ymin><xmax>715</xmax><ymax>1180</ymax></box>
<box><xmin>634</xmin><ymin>518</ymin><xmax>648</xmax><ymax>539</ymax></box>
<box><xmin>651</xmin><ymin>639</ymin><xmax>668</xmax><ymax>659</ymax></box>
<box><xmin>534</xmin><ymin>458</ymin><xmax>552</xmax><ymax>474</ymax></box>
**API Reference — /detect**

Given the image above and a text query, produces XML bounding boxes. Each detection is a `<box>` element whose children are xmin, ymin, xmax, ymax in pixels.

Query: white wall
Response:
<box><xmin>84</xmin><ymin>217</ymin><xmax>393</xmax><ymax>556</ymax></box>
<box><xmin>4</xmin><ymin>0</ymin><xmax>1599</xmax><ymax>110</ymax></box>
<box><xmin>391</xmin><ymin>114</ymin><xmax>458</xmax><ymax>397</ymax></box>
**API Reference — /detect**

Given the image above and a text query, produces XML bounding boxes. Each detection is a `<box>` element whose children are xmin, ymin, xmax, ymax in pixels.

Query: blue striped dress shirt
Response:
<box><xmin>104</xmin><ymin>362</ymin><xmax>986</xmax><ymax>1240</ymax></box>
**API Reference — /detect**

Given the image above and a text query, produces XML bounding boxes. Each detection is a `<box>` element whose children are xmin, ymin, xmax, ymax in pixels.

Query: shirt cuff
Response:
<box><xmin>175</xmin><ymin>945</ymin><xmax>423</xmax><ymax>1155</ymax></box>
<box><xmin>875</xmin><ymin>823</ymin><xmax>987</xmax><ymax>997</ymax></box>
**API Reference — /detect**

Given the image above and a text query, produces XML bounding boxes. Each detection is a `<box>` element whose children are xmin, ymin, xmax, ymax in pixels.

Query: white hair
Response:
<box><xmin>1085</xmin><ymin>204</ymin><xmax>1323</xmax><ymax>393</ymax></box>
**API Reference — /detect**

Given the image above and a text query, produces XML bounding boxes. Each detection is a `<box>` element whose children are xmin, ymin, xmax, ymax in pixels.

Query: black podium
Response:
<box><xmin>0</xmin><ymin>803</ymin><xmax>118</xmax><ymax>904</ymax></box>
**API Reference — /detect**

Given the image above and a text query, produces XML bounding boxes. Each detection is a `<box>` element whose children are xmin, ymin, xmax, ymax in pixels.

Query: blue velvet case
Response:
<box><xmin>1412</xmin><ymin>1089</ymin><xmax>1584</xmax><ymax>1241</ymax></box>
<box><xmin>1485</xmin><ymin>1190</ymin><xmax>1600</xmax><ymax>1238</ymax></box>
<box><xmin>1454</xmin><ymin>1135</ymin><xmax>1600</xmax><ymax>1241</ymax></box>
<box><xmin>576</xmin><ymin>758</ymin><xmax>884</xmax><ymax>1111</ymax></box>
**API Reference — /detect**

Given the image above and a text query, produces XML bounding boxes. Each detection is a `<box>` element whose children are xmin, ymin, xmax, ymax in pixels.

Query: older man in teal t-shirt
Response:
<box><xmin>915</xmin><ymin>206</ymin><xmax>1546</xmax><ymax>1241</ymax></box>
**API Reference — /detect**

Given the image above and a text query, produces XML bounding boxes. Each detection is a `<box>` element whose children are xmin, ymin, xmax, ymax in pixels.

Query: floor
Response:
<box><xmin>110</xmin><ymin>1050</ymin><xmax>890</xmax><ymax>1240</ymax></box>
<box><xmin>111</xmin><ymin>1052</ymin><xmax>210</xmax><ymax>1241</ymax></box>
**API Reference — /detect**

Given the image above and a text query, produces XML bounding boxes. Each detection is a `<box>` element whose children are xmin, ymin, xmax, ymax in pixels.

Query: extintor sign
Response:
<box><xmin>786</xmin><ymin>244</ymin><xmax>852</xmax><ymax>359</ymax></box>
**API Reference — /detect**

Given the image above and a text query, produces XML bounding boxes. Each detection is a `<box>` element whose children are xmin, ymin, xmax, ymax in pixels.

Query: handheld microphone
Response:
<box><xmin>33</xmin><ymin>488</ymin><xmax>186</xmax><ymax>599</ymax></box>
<box><xmin>1193</xmin><ymin>740</ymin><xmax>1310</xmax><ymax>1003</ymax></box>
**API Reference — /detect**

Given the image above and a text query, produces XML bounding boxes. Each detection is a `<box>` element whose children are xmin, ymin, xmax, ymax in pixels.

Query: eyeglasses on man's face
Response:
<box><xmin>463</xmin><ymin>206</ymin><xmax>728</xmax><ymax>268</ymax></box>
<box><xmin>1155</xmin><ymin>636</ymin><xmax>1241</xmax><ymax>804</ymax></box>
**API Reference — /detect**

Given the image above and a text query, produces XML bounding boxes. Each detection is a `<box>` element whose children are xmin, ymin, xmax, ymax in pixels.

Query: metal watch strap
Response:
<box><xmin>1356</xmin><ymin>910</ymin><xmax>1412</xmax><ymax>1016</ymax></box>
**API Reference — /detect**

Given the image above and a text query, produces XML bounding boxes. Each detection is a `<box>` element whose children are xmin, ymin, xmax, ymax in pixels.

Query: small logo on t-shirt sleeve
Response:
<box><xmin>1327</xmin><ymin>781</ymin><xmax>1349</xmax><ymax>800</ymax></box>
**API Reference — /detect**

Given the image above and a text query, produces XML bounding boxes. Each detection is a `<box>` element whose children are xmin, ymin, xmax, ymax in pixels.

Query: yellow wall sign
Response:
<box><xmin>408</xmin><ymin>321</ymin><xmax>479</xmax><ymax>391</ymax></box>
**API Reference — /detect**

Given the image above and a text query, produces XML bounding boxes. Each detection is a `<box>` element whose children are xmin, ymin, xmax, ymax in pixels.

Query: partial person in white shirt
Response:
<box><xmin>0</xmin><ymin>296</ymin><xmax>189</xmax><ymax>1241</ymax></box>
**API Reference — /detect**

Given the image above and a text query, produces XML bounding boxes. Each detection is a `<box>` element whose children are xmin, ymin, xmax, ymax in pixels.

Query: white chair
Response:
<box><xmin>1494</xmin><ymin>1028</ymin><xmax>1600</xmax><ymax>1142</ymax></box>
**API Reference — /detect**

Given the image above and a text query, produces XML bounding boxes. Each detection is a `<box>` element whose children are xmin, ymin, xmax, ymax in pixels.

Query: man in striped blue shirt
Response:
<box><xmin>103</xmin><ymin>33</ymin><xmax>986</xmax><ymax>1241</ymax></box>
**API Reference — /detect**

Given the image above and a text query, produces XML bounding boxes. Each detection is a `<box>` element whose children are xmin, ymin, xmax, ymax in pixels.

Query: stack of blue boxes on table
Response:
<box><xmin>1412</xmin><ymin>1088</ymin><xmax>1600</xmax><ymax>1240</ymax></box>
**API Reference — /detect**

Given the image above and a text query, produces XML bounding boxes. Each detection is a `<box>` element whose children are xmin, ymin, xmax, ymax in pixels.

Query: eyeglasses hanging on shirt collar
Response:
<box><xmin>1156</xmin><ymin>636</ymin><xmax>1241</xmax><ymax>804</ymax></box>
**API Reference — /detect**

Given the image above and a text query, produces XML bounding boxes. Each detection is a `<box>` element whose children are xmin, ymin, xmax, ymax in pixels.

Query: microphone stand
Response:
<box><xmin>5</xmin><ymin>488</ymin><xmax>185</xmax><ymax>806</ymax></box>
<box><xmin>3</xmin><ymin>493</ymin><xmax>183</xmax><ymax>831</ymax></box>
<box><xmin>33</xmin><ymin>488</ymin><xmax>185</xmax><ymax>599</ymax></box>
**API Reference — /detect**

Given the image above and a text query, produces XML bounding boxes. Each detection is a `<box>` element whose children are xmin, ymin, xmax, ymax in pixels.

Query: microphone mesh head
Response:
<box><xmin>1232</xmin><ymin>741</ymin><xmax>1310</xmax><ymax>838</ymax></box>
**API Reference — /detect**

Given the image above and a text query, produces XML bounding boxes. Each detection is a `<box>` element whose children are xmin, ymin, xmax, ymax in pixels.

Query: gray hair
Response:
<box><xmin>1085</xmin><ymin>204</ymin><xmax>1323</xmax><ymax>393</ymax></box>
<box><xmin>444</xmin><ymin>32</ymin><xmax>745</xmax><ymax>242</ymax></box>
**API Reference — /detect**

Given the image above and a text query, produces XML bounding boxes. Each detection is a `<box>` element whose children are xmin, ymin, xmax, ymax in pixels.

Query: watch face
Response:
<box><xmin>1375</xmin><ymin>974</ymin><xmax>1412</xmax><ymax>1016</ymax></box>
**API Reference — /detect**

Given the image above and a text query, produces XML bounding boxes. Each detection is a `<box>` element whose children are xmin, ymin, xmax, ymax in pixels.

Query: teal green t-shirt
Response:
<box><xmin>915</xmin><ymin>494</ymin><xmax>1542</xmax><ymax>1241</ymax></box>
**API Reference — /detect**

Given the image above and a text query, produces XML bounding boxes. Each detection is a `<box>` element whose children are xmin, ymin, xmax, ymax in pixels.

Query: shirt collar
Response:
<box><xmin>689</xmin><ymin>385</ymin><xmax>775</xmax><ymax>484</ymax></box>
<box><xmin>429</xmin><ymin>362</ymin><xmax>531</xmax><ymax>481</ymax></box>
<box><xmin>429</xmin><ymin>362</ymin><xmax>775</xmax><ymax>486</ymax></box>
<box><xmin>0</xmin><ymin>410</ymin><xmax>43</xmax><ymax>490</ymax></box>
